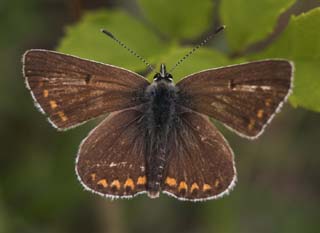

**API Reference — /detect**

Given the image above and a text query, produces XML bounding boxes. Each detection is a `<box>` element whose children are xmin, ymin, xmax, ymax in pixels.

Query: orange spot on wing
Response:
<box><xmin>203</xmin><ymin>184</ymin><xmax>212</xmax><ymax>192</ymax></box>
<box><xmin>190</xmin><ymin>183</ymin><xmax>199</xmax><ymax>193</ymax></box>
<box><xmin>214</xmin><ymin>179</ymin><xmax>220</xmax><ymax>188</ymax></box>
<box><xmin>43</xmin><ymin>90</ymin><xmax>49</xmax><ymax>98</ymax></box>
<box><xmin>97</xmin><ymin>179</ymin><xmax>108</xmax><ymax>188</ymax></box>
<box><xmin>248</xmin><ymin>118</ymin><xmax>255</xmax><ymax>130</ymax></box>
<box><xmin>49</xmin><ymin>100</ymin><xmax>58</xmax><ymax>109</ymax></box>
<box><xmin>178</xmin><ymin>181</ymin><xmax>188</xmax><ymax>192</ymax></box>
<box><xmin>58</xmin><ymin>111</ymin><xmax>68</xmax><ymax>122</ymax></box>
<box><xmin>111</xmin><ymin>179</ymin><xmax>121</xmax><ymax>190</ymax></box>
<box><xmin>257</xmin><ymin>109</ymin><xmax>264</xmax><ymax>119</ymax></box>
<box><xmin>265</xmin><ymin>98</ymin><xmax>272</xmax><ymax>107</ymax></box>
<box><xmin>90</xmin><ymin>173</ymin><xmax>96</xmax><ymax>181</ymax></box>
<box><xmin>124</xmin><ymin>178</ymin><xmax>135</xmax><ymax>190</ymax></box>
<box><xmin>165</xmin><ymin>177</ymin><xmax>177</xmax><ymax>187</ymax></box>
<box><xmin>137</xmin><ymin>176</ymin><xmax>146</xmax><ymax>185</ymax></box>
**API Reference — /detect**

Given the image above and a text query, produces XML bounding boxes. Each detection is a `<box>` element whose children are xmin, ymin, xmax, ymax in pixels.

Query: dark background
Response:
<box><xmin>1</xmin><ymin>0</ymin><xmax>319</xmax><ymax>233</ymax></box>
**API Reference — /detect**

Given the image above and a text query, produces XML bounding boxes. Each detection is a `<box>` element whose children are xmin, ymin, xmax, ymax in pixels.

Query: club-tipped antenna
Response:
<box><xmin>101</xmin><ymin>29</ymin><xmax>155</xmax><ymax>72</ymax></box>
<box><xmin>169</xmin><ymin>25</ymin><xmax>226</xmax><ymax>73</ymax></box>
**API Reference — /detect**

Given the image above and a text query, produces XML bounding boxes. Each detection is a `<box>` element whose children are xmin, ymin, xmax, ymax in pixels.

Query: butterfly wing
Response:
<box><xmin>176</xmin><ymin>60</ymin><xmax>293</xmax><ymax>138</ymax></box>
<box><xmin>76</xmin><ymin>108</ymin><xmax>147</xmax><ymax>198</ymax></box>
<box><xmin>162</xmin><ymin>111</ymin><xmax>236</xmax><ymax>201</ymax></box>
<box><xmin>22</xmin><ymin>49</ymin><xmax>149</xmax><ymax>130</ymax></box>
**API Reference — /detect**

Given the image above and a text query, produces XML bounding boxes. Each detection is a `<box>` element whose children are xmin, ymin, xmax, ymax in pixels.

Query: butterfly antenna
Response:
<box><xmin>169</xmin><ymin>25</ymin><xmax>226</xmax><ymax>73</ymax></box>
<box><xmin>101</xmin><ymin>29</ymin><xmax>155</xmax><ymax>72</ymax></box>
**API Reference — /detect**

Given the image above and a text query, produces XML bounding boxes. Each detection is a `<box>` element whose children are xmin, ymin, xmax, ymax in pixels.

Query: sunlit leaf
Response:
<box><xmin>220</xmin><ymin>0</ymin><xmax>295</xmax><ymax>52</ymax></box>
<box><xmin>58</xmin><ymin>10</ymin><xmax>169</xmax><ymax>71</ymax></box>
<box><xmin>138</xmin><ymin>0</ymin><xmax>214</xmax><ymax>40</ymax></box>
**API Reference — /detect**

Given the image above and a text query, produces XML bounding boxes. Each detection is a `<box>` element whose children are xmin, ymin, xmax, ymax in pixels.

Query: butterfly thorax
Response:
<box><xmin>144</xmin><ymin>71</ymin><xmax>178</xmax><ymax>198</ymax></box>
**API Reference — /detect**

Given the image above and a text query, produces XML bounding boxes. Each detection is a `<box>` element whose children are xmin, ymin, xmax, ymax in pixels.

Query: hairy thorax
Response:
<box><xmin>146</xmin><ymin>81</ymin><xmax>177</xmax><ymax>128</ymax></box>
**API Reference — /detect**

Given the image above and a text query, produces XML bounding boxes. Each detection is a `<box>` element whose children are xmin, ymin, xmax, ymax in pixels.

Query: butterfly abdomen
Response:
<box><xmin>144</xmin><ymin>81</ymin><xmax>178</xmax><ymax>197</ymax></box>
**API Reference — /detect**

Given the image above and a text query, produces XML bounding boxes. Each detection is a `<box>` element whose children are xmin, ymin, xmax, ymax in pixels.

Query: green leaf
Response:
<box><xmin>255</xmin><ymin>8</ymin><xmax>320</xmax><ymax>112</ymax></box>
<box><xmin>138</xmin><ymin>0</ymin><xmax>214</xmax><ymax>40</ymax></box>
<box><xmin>220</xmin><ymin>0</ymin><xmax>295</xmax><ymax>52</ymax></box>
<box><xmin>58</xmin><ymin>9</ymin><xmax>169</xmax><ymax>71</ymax></box>
<box><xmin>149</xmin><ymin>47</ymin><xmax>230</xmax><ymax>82</ymax></box>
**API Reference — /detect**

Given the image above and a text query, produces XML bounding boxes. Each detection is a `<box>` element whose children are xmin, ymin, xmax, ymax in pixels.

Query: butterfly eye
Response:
<box><xmin>153</xmin><ymin>73</ymin><xmax>161</xmax><ymax>81</ymax></box>
<box><xmin>167</xmin><ymin>74</ymin><xmax>173</xmax><ymax>82</ymax></box>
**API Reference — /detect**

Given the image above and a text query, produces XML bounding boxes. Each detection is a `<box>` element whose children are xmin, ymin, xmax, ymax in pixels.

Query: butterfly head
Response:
<box><xmin>153</xmin><ymin>64</ymin><xmax>173</xmax><ymax>83</ymax></box>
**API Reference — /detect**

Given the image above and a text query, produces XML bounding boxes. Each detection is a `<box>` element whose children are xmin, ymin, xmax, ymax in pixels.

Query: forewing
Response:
<box><xmin>23</xmin><ymin>49</ymin><xmax>149</xmax><ymax>130</ymax></box>
<box><xmin>177</xmin><ymin>60</ymin><xmax>293</xmax><ymax>138</ymax></box>
<box><xmin>162</xmin><ymin>111</ymin><xmax>236</xmax><ymax>201</ymax></box>
<box><xmin>76</xmin><ymin>108</ymin><xmax>147</xmax><ymax>199</ymax></box>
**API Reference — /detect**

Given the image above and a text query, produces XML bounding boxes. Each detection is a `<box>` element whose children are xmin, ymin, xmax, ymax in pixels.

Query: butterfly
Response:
<box><xmin>22</xmin><ymin>48</ymin><xmax>293</xmax><ymax>201</ymax></box>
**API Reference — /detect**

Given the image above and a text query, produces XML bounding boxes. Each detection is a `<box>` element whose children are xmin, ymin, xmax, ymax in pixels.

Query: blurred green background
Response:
<box><xmin>1</xmin><ymin>0</ymin><xmax>320</xmax><ymax>232</ymax></box>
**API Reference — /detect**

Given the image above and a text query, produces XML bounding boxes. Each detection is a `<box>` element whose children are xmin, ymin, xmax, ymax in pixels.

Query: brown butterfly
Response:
<box><xmin>22</xmin><ymin>30</ymin><xmax>293</xmax><ymax>201</ymax></box>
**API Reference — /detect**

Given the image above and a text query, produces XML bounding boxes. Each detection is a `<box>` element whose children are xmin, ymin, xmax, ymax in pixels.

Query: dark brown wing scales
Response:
<box><xmin>76</xmin><ymin>108</ymin><xmax>147</xmax><ymax>198</ymax></box>
<box><xmin>23</xmin><ymin>50</ymin><xmax>149</xmax><ymax>130</ymax></box>
<box><xmin>177</xmin><ymin>60</ymin><xmax>293</xmax><ymax>138</ymax></box>
<box><xmin>162</xmin><ymin>111</ymin><xmax>236</xmax><ymax>201</ymax></box>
